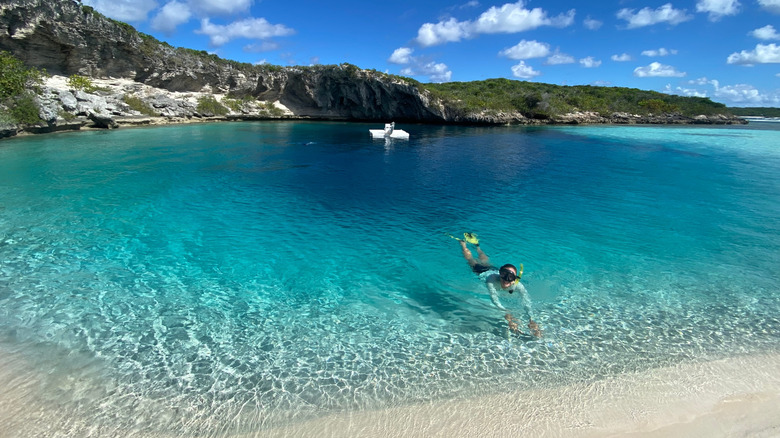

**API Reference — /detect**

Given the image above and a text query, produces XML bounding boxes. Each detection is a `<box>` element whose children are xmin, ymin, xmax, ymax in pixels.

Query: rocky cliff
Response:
<box><xmin>0</xmin><ymin>0</ymin><xmax>746</xmax><ymax>138</ymax></box>
<box><xmin>0</xmin><ymin>0</ymin><xmax>445</xmax><ymax>124</ymax></box>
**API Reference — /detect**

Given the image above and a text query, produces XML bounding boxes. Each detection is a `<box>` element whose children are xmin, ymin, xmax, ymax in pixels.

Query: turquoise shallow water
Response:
<box><xmin>1</xmin><ymin>121</ymin><xmax>779</xmax><ymax>435</ymax></box>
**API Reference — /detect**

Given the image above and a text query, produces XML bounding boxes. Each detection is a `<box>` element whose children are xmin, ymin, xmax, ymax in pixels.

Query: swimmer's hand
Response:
<box><xmin>505</xmin><ymin>313</ymin><xmax>521</xmax><ymax>334</ymax></box>
<box><xmin>528</xmin><ymin>320</ymin><xmax>542</xmax><ymax>338</ymax></box>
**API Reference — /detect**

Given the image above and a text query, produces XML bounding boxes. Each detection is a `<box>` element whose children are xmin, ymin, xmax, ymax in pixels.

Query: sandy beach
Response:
<box><xmin>2</xmin><ymin>349</ymin><xmax>778</xmax><ymax>438</ymax></box>
<box><xmin>257</xmin><ymin>353</ymin><xmax>780</xmax><ymax>438</ymax></box>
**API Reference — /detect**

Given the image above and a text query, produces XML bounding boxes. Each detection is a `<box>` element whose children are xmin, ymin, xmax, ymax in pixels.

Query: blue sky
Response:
<box><xmin>81</xmin><ymin>0</ymin><xmax>780</xmax><ymax>107</ymax></box>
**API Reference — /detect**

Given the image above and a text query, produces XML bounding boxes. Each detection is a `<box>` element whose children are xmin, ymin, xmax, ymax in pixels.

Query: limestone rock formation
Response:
<box><xmin>0</xmin><ymin>0</ymin><xmax>445</xmax><ymax>124</ymax></box>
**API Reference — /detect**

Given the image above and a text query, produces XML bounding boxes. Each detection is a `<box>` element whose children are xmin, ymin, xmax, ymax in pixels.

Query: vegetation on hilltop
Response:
<box><xmin>421</xmin><ymin>78</ymin><xmax>731</xmax><ymax>119</ymax></box>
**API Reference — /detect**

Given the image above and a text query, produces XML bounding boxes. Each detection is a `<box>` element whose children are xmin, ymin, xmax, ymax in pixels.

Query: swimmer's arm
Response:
<box><xmin>487</xmin><ymin>281</ymin><xmax>507</xmax><ymax>311</ymax></box>
<box><xmin>516</xmin><ymin>282</ymin><xmax>542</xmax><ymax>337</ymax></box>
<box><xmin>515</xmin><ymin>282</ymin><xmax>533</xmax><ymax>320</ymax></box>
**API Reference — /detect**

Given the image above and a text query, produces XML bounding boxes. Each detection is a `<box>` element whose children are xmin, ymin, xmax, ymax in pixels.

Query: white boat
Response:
<box><xmin>369</xmin><ymin>122</ymin><xmax>409</xmax><ymax>140</ymax></box>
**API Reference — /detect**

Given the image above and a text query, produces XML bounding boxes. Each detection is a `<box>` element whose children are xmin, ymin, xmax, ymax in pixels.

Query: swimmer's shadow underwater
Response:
<box><xmin>401</xmin><ymin>281</ymin><xmax>540</xmax><ymax>340</ymax></box>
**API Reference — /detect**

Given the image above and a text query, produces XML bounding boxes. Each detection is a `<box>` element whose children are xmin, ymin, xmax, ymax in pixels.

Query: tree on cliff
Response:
<box><xmin>0</xmin><ymin>51</ymin><xmax>44</xmax><ymax>125</ymax></box>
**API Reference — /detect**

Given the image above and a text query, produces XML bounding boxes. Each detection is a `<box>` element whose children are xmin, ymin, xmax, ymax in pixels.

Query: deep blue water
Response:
<box><xmin>0</xmin><ymin>121</ymin><xmax>779</xmax><ymax>435</ymax></box>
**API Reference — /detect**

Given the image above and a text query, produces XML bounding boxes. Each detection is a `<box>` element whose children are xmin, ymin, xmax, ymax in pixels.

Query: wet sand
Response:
<box><xmin>1</xmin><ymin>351</ymin><xmax>779</xmax><ymax>437</ymax></box>
<box><xmin>257</xmin><ymin>353</ymin><xmax>780</xmax><ymax>438</ymax></box>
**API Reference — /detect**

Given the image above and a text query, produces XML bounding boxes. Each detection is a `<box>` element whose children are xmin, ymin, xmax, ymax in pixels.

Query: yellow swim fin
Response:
<box><xmin>446</xmin><ymin>233</ymin><xmax>463</xmax><ymax>242</ymax></box>
<box><xmin>463</xmin><ymin>233</ymin><xmax>479</xmax><ymax>245</ymax></box>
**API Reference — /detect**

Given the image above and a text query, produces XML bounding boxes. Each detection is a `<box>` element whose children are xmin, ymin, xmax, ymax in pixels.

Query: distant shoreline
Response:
<box><xmin>2</xmin><ymin>115</ymin><xmax>753</xmax><ymax>141</ymax></box>
<box><xmin>0</xmin><ymin>73</ymin><xmax>749</xmax><ymax>141</ymax></box>
<box><xmin>2</xmin><ymin>112</ymin><xmax>754</xmax><ymax>142</ymax></box>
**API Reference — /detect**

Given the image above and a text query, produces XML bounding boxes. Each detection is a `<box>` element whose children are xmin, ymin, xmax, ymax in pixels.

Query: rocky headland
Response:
<box><xmin>0</xmin><ymin>0</ymin><xmax>746</xmax><ymax>139</ymax></box>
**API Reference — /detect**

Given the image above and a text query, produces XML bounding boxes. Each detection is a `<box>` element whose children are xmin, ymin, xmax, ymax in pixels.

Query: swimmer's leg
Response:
<box><xmin>475</xmin><ymin>245</ymin><xmax>490</xmax><ymax>266</ymax></box>
<box><xmin>459</xmin><ymin>240</ymin><xmax>479</xmax><ymax>269</ymax></box>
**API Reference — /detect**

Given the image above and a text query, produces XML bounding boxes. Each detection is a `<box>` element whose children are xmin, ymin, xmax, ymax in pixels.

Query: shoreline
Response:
<box><xmin>257</xmin><ymin>353</ymin><xmax>780</xmax><ymax>438</ymax></box>
<box><xmin>2</xmin><ymin>113</ymin><xmax>754</xmax><ymax>142</ymax></box>
<box><xmin>1</xmin><ymin>350</ymin><xmax>779</xmax><ymax>437</ymax></box>
<box><xmin>0</xmin><ymin>74</ymin><xmax>748</xmax><ymax>141</ymax></box>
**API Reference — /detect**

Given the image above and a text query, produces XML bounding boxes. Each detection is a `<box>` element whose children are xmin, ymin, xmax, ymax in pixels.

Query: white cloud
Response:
<box><xmin>499</xmin><ymin>40</ymin><xmax>550</xmax><ymax>60</ymax></box>
<box><xmin>546</xmin><ymin>52</ymin><xmax>575</xmax><ymax>65</ymax></box>
<box><xmin>415</xmin><ymin>1</ymin><xmax>575</xmax><ymax>46</ymax></box>
<box><xmin>244</xmin><ymin>41</ymin><xmax>280</xmax><ymax>52</ymax></box>
<box><xmin>474</xmin><ymin>2</ymin><xmax>574</xmax><ymax>33</ymax></box>
<box><xmin>727</xmin><ymin>43</ymin><xmax>780</xmax><ymax>64</ymax></box>
<box><xmin>196</xmin><ymin>18</ymin><xmax>294</xmax><ymax>47</ymax></box>
<box><xmin>750</xmin><ymin>25</ymin><xmax>780</xmax><ymax>40</ymax></box>
<box><xmin>641</xmin><ymin>48</ymin><xmax>678</xmax><ymax>57</ymax></box>
<box><xmin>390</xmin><ymin>48</ymin><xmax>453</xmax><ymax>82</ymax></box>
<box><xmin>547</xmin><ymin>9</ymin><xmax>576</xmax><ymax>27</ymax></box>
<box><xmin>473</xmin><ymin>1</ymin><xmax>548</xmax><ymax>33</ymax></box>
<box><xmin>401</xmin><ymin>62</ymin><xmax>452</xmax><ymax>82</ymax></box>
<box><xmin>611</xmin><ymin>53</ymin><xmax>632</xmax><ymax>61</ymax></box>
<box><xmin>579</xmin><ymin>57</ymin><xmax>601</xmax><ymax>68</ymax></box>
<box><xmin>695</xmin><ymin>0</ymin><xmax>741</xmax><ymax>21</ymax></box>
<box><xmin>82</xmin><ymin>0</ymin><xmax>158</xmax><ymax>22</ymax></box>
<box><xmin>583</xmin><ymin>16</ymin><xmax>602</xmax><ymax>30</ymax></box>
<box><xmin>687</xmin><ymin>77</ymin><xmax>718</xmax><ymax>86</ymax></box>
<box><xmin>145</xmin><ymin>0</ymin><xmax>257</xmax><ymax>33</ymax></box>
<box><xmin>667</xmin><ymin>77</ymin><xmax>780</xmax><ymax>106</ymax></box>
<box><xmin>150</xmin><ymin>1</ymin><xmax>192</xmax><ymax>34</ymax></box>
<box><xmin>416</xmin><ymin>18</ymin><xmax>472</xmax><ymax>46</ymax></box>
<box><xmin>510</xmin><ymin>61</ymin><xmax>541</xmax><ymax>79</ymax></box>
<box><xmin>422</xmin><ymin>62</ymin><xmax>453</xmax><ymax>82</ymax></box>
<box><xmin>187</xmin><ymin>0</ymin><xmax>253</xmax><ymax>16</ymax></box>
<box><xmin>388</xmin><ymin>47</ymin><xmax>414</xmax><ymax>64</ymax></box>
<box><xmin>758</xmin><ymin>0</ymin><xmax>780</xmax><ymax>14</ymax></box>
<box><xmin>664</xmin><ymin>84</ymin><xmax>708</xmax><ymax>97</ymax></box>
<box><xmin>714</xmin><ymin>84</ymin><xmax>779</xmax><ymax>104</ymax></box>
<box><xmin>634</xmin><ymin>62</ymin><xmax>686</xmax><ymax>77</ymax></box>
<box><xmin>617</xmin><ymin>3</ymin><xmax>693</xmax><ymax>29</ymax></box>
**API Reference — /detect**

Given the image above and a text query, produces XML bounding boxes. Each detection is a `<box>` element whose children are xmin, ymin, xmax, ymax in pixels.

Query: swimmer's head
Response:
<box><xmin>499</xmin><ymin>264</ymin><xmax>518</xmax><ymax>289</ymax></box>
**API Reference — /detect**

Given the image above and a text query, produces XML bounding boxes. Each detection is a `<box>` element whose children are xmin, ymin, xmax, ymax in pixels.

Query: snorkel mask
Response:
<box><xmin>500</xmin><ymin>264</ymin><xmax>524</xmax><ymax>292</ymax></box>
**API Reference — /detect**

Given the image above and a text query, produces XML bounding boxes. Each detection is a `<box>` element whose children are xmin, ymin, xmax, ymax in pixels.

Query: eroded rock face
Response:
<box><xmin>267</xmin><ymin>68</ymin><xmax>443</xmax><ymax>121</ymax></box>
<box><xmin>0</xmin><ymin>0</ymin><xmax>444</xmax><ymax>123</ymax></box>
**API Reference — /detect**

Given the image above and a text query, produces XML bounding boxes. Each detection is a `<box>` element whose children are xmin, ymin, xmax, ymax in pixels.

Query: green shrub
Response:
<box><xmin>0</xmin><ymin>108</ymin><xmax>14</xmax><ymax>125</ymax></box>
<box><xmin>222</xmin><ymin>98</ymin><xmax>243</xmax><ymax>112</ymax></box>
<box><xmin>261</xmin><ymin>101</ymin><xmax>284</xmax><ymax>117</ymax></box>
<box><xmin>58</xmin><ymin>109</ymin><xmax>76</xmax><ymax>121</ymax></box>
<box><xmin>0</xmin><ymin>52</ymin><xmax>44</xmax><ymax>125</ymax></box>
<box><xmin>68</xmin><ymin>74</ymin><xmax>98</xmax><ymax>92</ymax></box>
<box><xmin>10</xmin><ymin>93</ymin><xmax>42</xmax><ymax>125</ymax></box>
<box><xmin>222</xmin><ymin>95</ymin><xmax>256</xmax><ymax>113</ymax></box>
<box><xmin>260</xmin><ymin>64</ymin><xmax>284</xmax><ymax>73</ymax></box>
<box><xmin>0</xmin><ymin>51</ymin><xmax>43</xmax><ymax>100</ymax></box>
<box><xmin>638</xmin><ymin>99</ymin><xmax>680</xmax><ymax>114</ymax></box>
<box><xmin>422</xmin><ymin>79</ymin><xmax>728</xmax><ymax>117</ymax></box>
<box><xmin>122</xmin><ymin>95</ymin><xmax>158</xmax><ymax>116</ymax></box>
<box><xmin>196</xmin><ymin>95</ymin><xmax>228</xmax><ymax>116</ymax></box>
